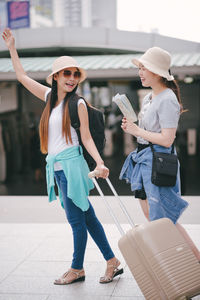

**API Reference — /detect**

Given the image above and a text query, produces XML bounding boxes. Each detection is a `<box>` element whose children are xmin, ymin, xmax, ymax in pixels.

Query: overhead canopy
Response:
<box><xmin>0</xmin><ymin>53</ymin><xmax>200</xmax><ymax>81</ymax></box>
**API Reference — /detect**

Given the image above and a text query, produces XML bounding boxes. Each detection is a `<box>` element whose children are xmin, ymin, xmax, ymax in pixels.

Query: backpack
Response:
<box><xmin>68</xmin><ymin>93</ymin><xmax>106</xmax><ymax>170</ymax></box>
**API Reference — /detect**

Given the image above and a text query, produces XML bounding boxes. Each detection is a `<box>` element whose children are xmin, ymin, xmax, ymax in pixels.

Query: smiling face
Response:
<box><xmin>53</xmin><ymin>67</ymin><xmax>81</xmax><ymax>94</ymax></box>
<box><xmin>138</xmin><ymin>64</ymin><xmax>160</xmax><ymax>88</ymax></box>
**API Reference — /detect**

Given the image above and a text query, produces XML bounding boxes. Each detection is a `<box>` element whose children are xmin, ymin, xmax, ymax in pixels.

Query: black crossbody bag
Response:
<box><xmin>150</xmin><ymin>143</ymin><xmax>178</xmax><ymax>187</ymax></box>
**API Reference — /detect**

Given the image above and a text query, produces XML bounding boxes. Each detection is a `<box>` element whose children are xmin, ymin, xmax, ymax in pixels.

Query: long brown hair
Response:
<box><xmin>161</xmin><ymin>78</ymin><xmax>186</xmax><ymax>114</ymax></box>
<box><xmin>39</xmin><ymin>78</ymin><xmax>78</xmax><ymax>154</ymax></box>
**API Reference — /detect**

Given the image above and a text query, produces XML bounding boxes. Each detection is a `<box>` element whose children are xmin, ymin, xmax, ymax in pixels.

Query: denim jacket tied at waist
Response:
<box><xmin>120</xmin><ymin>145</ymin><xmax>188</xmax><ymax>224</ymax></box>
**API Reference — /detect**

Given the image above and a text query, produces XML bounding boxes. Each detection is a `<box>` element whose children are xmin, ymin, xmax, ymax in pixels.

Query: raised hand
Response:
<box><xmin>2</xmin><ymin>28</ymin><xmax>15</xmax><ymax>50</ymax></box>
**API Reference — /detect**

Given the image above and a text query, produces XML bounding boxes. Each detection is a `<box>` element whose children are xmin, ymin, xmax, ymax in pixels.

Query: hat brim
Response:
<box><xmin>46</xmin><ymin>65</ymin><xmax>87</xmax><ymax>85</ymax></box>
<box><xmin>132</xmin><ymin>58</ymin><xmax>174</xmax><ymax>81</ymax></box>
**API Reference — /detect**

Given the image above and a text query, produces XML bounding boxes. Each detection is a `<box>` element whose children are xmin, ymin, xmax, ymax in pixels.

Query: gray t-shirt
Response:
<box><xmin>137</xmin><ymin>88</ymin><xmax>180</xmax><ymax>144</ymax></box>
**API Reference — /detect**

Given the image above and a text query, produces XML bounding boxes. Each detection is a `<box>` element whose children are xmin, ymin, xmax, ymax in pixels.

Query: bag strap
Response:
<box><xmin>143</xmin><ymin>126</ymin><xmax>175</xmax><ymax>154</ymax></box>
<box><xmin>46</xmin><ymin>90</ymin><xmax>51</xmax><ymax>103</ymax></box>
<box><xmin>149</xmin><ymin>142</ymin><xmax>155</xmax><ymax>154</ymax></box>
<box><xmin>68</xmin><ymin>93</ymin><xmax>80</xmax><ymax>130</ymax></box>
<box><xmin>149</xmin><ymin>142</ymin><xmax>175</xmax><ymax>154</ymax></box>
<box><xmin>68</xmin><ymin>93</ymin><xmax>90</xmax><ymax>131</ymax></box>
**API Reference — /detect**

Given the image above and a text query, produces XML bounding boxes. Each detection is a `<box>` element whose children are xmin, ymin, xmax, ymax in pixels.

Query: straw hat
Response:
<box><xmin>132</xmin><ymin>47</ymin><xmax>174</xmax><ymax>81</ymax></box>
<box><xmin>46</xmin><ymin>56</ymin><xmax>87</xmax><ymax>85</ymax></box>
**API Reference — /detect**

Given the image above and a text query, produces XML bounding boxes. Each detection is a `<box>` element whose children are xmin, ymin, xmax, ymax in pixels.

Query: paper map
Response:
<box><xmin>112</xmin><ymin>93</ymin><xmax>137</xmax><ymax>122</ymax></box>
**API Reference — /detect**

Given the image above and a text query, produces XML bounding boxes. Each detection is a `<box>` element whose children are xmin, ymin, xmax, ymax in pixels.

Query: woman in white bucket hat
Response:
<box><xmin>120</xmin><ymin>47</ymin><xmax>200</xmax><ymax>261</ymax></box>
<box><xmin>2</xmin><ymin>28</ymin><xmax>123</xmax><ymax>284</ymax></box>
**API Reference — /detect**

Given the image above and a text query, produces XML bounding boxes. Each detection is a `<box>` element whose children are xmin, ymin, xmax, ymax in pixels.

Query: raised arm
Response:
<box><xmin>2</xmin><ymin>28</ymin><xmax>49</xmax><ymax>101</ymax></box>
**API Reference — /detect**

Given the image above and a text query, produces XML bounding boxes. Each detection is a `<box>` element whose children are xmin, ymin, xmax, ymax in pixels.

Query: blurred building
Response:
<box><xmin>30</xmin><ymin>0</ymin><xmax>116</xmax><ymax>28</ymax></box>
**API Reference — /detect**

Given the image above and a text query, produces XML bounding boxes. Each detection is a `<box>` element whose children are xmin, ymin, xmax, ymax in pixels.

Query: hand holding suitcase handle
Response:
<box><xmin>88</xmin><ymin>170</ymin><xmax>100</xmax><ymax>178</ymax></box>
<box><xmin>88</xmin><ymin>171</ymin><xmax>135</xmax><ymax>235</ymax></box>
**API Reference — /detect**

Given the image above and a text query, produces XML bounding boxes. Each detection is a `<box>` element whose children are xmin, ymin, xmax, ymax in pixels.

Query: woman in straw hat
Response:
<box><xmin>2</xmin><ymin>28</ymin><xmax>123</xmax><ymax>284</ymax></box>
<box><xmin>120</xmin><ymin>47</ymin><xmax>200</xmax><ymax>261</ymax></box>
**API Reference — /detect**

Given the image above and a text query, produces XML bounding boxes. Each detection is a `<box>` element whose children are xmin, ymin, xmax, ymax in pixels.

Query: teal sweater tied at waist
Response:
<box><xmin>45</xmin><ymin>146</ymin><xmax>94</xmax><ymax>211</ymax></box>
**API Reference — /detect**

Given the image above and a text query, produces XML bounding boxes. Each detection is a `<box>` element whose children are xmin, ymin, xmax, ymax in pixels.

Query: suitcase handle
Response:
<box><xmin>88</xmin><ymin>171</ymin><xmax>135</xmax><ymax>236</ymax></box>
<box><xmin>88</xmin><ymin>170</ymin><xmax>101</xmax><ymax>178</ymax></box>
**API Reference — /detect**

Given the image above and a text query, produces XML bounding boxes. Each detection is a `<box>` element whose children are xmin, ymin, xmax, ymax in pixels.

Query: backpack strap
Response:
<box><xmin>68</xmin><ymin>94</ymin><xmax>80</xmax><ymax>130</ymax></box>
<box><xmin>68</xmin><ymin>93</ymin><xmax>88</xmax><ymax>130</ymax></box>
<box><xmin>46</xmin><ymin>90</ymin><xmax>51</xmax><ymax>103</ymax></box>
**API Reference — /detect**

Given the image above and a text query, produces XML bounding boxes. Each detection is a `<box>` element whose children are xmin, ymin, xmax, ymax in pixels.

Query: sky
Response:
<box><xmin>117</xmin><ymin>0</ymin><xmax>200</xmax><ymax>43</ymax></box>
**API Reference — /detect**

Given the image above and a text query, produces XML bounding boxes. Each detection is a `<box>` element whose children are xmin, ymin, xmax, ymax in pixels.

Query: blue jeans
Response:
<box><xmin>55</xmin><ymin>170</ymin><xmax>114</xmax><ymax>269</ymax></box>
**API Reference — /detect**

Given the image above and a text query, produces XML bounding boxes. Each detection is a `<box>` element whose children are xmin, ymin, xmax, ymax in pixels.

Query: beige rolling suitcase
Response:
<box><xmin>89</xmin><ymin>171</ymin><xmax>200</xmax><ymax>300</ymax></box>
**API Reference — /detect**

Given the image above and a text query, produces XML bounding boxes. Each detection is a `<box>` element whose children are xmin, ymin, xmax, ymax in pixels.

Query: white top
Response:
<box><xmin>45</xmin><ymin>89</ymin><xmax>86</xmax><ymax>170</ymax></box>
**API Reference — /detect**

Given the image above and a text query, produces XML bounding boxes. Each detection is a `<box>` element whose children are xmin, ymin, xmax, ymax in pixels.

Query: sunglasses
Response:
<box><xmin>62</xmin><ymin>70</ymin><xmax>81</xmax><ymax>79</ymax></box>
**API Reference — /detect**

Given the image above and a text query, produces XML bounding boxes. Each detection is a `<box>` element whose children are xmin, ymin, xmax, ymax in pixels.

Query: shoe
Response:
<box><xmin>54</xmin><ymin>269</ymin><xmax>85</xmax><ymax>285</ymax></box>
<box><xmin>99</xmin><ymin>259</ymin><xmax>124</xmax><ymax>284</ymax></box>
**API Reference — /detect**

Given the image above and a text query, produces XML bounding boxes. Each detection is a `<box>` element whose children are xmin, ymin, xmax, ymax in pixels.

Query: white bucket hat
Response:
<box><xmin>46</xmin><ymin>56</ymin><xmax>87</xmax><ymax>85</ymax></box>
<box><xmin>132</xmin><ymin>47</ymin><xmax>174</xmax><ymax>81</ymax></box>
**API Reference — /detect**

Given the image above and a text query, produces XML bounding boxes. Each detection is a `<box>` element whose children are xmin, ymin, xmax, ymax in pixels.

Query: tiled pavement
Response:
<box><xmin>0</xmin><ymin>196</ymin><xmax>200</xmax><ymax>300</ymax></box>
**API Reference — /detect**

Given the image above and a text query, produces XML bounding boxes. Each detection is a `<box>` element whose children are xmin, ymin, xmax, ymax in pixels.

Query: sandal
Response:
<box><xmin>99</xmin><ymin>259</ymin><xmax>123</xmax><ymax>284</ymax></box>
<box><xmin>54</xmin><ymin>269</ymin><xmax>85</xmax><ymax>285</ymax></box>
